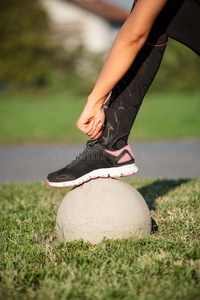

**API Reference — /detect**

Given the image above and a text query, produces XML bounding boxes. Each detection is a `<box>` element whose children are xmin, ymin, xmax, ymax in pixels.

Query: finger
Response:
<box><xmin>77</xmin><ymin>122</ymin><xmax>91</xmax><ymax>134</ymax></box>
<box><xmin>91</xmin><ymin>128</ymin><xmax>103</xmax><ymax>140</ymax></box>
<box><xmin>87</xmin><ymin>119</ymin><xmax>101</xmax><ymax>137</ymax></box>
<box><xmin>90</xmin><ymin>122</ymin><xmax>104</xmax><ymax>140</ymax></box>
<box><xmin>84</xmin><ymin>120</ymin><xmax>95</xmax><ymax>135</ymax></box>
<box><xmin>88</xmin><ymin>121</ymin><xmax>101</xmax><ymax>138</ymax></box>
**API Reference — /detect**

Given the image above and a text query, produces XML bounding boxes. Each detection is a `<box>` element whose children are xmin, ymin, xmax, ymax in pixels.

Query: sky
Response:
<box><xmin>106</xmin><ymin>0</ymin><xmax>133</xmax><ymax>10</ymax></box>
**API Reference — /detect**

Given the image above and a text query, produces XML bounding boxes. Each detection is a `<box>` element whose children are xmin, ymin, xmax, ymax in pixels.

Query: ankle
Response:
<box><xmin>100</xmin><ymin>139</ymin><xmax>128</xmax><ymax>151</ymax></box>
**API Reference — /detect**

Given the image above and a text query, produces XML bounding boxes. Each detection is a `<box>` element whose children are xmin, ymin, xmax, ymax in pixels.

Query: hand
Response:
<box><xmin>76</xmin><ymin>101</ymin><xmax>105</xmax><ymax>140</ymax></box>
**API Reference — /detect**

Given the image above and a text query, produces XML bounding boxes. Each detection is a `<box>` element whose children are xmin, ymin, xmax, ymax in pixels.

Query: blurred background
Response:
<box><xmin>0</xmin><ymin>0</ymin><xmax>200</xmax><ymax>146</ymax></box>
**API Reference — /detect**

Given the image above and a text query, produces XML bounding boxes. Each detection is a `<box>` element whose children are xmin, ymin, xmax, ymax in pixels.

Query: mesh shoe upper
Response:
<box><xmin>47</xmin><ymin>140</ymin><xmax>135</xmax><ymax>183</ymax></box>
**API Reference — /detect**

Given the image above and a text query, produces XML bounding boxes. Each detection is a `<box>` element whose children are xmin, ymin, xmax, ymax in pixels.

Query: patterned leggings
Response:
<box><xmin>100</xmin><ymin>0</ymin><xmax>200</xmax><ymax>150</ymax></box>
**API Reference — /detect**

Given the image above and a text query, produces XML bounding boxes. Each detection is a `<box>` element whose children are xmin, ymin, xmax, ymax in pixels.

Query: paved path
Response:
<box><xmin>0</xmin><ymin>140</ymin><xmax>199</xmax><ymax>183</ymax></box>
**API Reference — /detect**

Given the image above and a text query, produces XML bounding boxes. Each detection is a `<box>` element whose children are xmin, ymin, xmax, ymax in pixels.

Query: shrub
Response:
<box><xmin>0</xmin><ymin>0</ymin><xmax>61</xmax><ymax>87</ymax></box>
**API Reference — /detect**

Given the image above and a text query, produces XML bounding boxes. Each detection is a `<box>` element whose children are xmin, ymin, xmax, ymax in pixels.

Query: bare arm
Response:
<box><xmin>77</xmin><ymin>0</ymin><xmax>168</xmax><ymax>139</ymax></box>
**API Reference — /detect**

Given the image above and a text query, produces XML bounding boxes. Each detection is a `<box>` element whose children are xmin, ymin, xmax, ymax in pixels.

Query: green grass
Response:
<box><xmin>0</xmin><ymin>90</ymin><xmax>199</xmax><ymax>144</ymax></box>
<box><xmin>129</xmin><ymin>92</ymin><xmax>200</xmax><ymax>141</ymax></box>
<box><xmin>0</xmin><ymin>178</ymin><xmax>200</xmax><ymax>300</ymax></box>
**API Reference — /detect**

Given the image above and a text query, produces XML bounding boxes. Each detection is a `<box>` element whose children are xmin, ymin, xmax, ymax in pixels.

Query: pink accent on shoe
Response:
<box><xmin>117</xmin><ymin>153</ymin><xmax>132</xmax><ymax>164</ymax></box>
<box><xmin>105</xmin><ymin>145</ymin><xmax>134</xmax><ymax>158</ymax></box>
<box><xmin>81</xmin><ymin>178</ymin><xmax>90</xmax><ymax>185</ymax></box>
<box><xmin>46</xmin><ymin>179</ymin><xmax>60</xmax><ymax>188</ymax></box>
<box><xmin>47</xmin><ymin>179</ymin><xmax>73</xmax><ymax>188</ymax></box>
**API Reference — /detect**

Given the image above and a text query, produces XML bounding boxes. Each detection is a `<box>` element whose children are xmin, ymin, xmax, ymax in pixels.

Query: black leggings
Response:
<box><xmin>100</xmin><ymin>0</ymin><xmax>200</xmax><ymax>150</ymax></box>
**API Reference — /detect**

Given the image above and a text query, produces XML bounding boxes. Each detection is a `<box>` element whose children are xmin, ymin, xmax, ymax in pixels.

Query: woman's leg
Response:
<box><xmin>47</xmin><ymin>0</ymin><xmax>200</xmax><ymax>187</ymax></box>
<box><xmin>100</xmin><ymin>0</ymin><xmax>200</xmax><ymax>150</ymax></box>
<box><xmin>166</xmin><ymin>0</ymin><xmax>200</xmax><ymax>56</ymax></box>
<box><xmin>100</xmin><ymin>35</ymin><xmax>168</xmax><ymax>150</ymax></box>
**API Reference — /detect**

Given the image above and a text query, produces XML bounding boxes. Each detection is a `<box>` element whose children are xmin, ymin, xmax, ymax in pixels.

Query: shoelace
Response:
<box><xmin>68</xmin><ymin>139</ymin><xmax>99</xmax><ymax>166</ymax></box>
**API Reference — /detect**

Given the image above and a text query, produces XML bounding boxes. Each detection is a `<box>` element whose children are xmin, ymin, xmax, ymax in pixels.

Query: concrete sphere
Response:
<box><xmin>56</xmin><ymin>178</ymin><xmax>151</xmax><ymax>244</ymax></box>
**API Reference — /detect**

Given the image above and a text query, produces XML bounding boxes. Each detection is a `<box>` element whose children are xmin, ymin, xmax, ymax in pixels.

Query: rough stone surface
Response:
<box><xmin>56</xmin><ymin>178</ymin><xmax>151</xmax><ymax>244</ymax></box>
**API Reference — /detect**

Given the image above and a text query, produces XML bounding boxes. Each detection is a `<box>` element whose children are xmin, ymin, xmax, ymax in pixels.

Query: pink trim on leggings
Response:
<box><xmin>146</xmin><ymin>42</ymin><xmax>168</xmax><ymax>47</ymax></box>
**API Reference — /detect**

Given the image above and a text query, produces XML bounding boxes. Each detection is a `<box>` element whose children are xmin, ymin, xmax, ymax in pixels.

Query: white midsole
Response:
<box><xmin>48</xmin><ymin>163</ymin><xmax>139</xmax><ymax>188</ymax></box>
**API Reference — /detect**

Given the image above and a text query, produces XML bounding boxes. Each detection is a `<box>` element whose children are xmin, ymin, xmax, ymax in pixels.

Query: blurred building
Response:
<box><xmin>40</xmin><ymin>0</ymin><xmax>129</xmax><ymax>53</ymax></box>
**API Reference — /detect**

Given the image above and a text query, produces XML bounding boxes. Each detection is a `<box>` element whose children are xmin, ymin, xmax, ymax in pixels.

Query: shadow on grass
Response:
<box><xmin>138</xmin><ymin>178</ymin><xmax>191</xmax><ymax>210</ymax></box>
<box><xmin>137</xmin><ymin>178</ymin><xmax>191</xmax><ymax>232</ymax></box>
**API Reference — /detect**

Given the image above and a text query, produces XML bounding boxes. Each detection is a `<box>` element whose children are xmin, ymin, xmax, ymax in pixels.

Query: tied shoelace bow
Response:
<box><xmin>68</xmin><ymin>140</ymin><xmax>99</xmax><ymax>166</ymax></box>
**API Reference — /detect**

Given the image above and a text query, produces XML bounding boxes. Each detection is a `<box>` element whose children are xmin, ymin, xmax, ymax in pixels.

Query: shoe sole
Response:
<box><xmin>47</xmin><ymin>163</ymin><xmax>139</xmax><ymax>188</ymax></box>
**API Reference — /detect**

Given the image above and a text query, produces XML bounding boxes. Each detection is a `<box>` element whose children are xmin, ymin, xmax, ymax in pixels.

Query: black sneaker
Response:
<box><xmin>47</xmin><ymin>140</ymin><xmax>138</xmax><ymax>188</ymax></box>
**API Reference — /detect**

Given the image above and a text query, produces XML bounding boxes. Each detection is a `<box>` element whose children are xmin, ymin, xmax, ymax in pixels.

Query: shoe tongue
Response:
<box><xmin>68</xmin><ymin>140</ymin><xmax>98</xmax><ymax>167</ymax></box>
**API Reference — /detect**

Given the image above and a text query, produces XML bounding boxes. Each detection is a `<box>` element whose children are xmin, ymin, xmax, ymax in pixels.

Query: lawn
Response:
<box><xmin>0</xmin><ymin>178</ymin><xmax>200</xmax><ymax>300</ymax></box>
<box><xmin>0</xmin><ymin>90</ymin><xmax>199</xmax><ymax>144</ymax></box>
